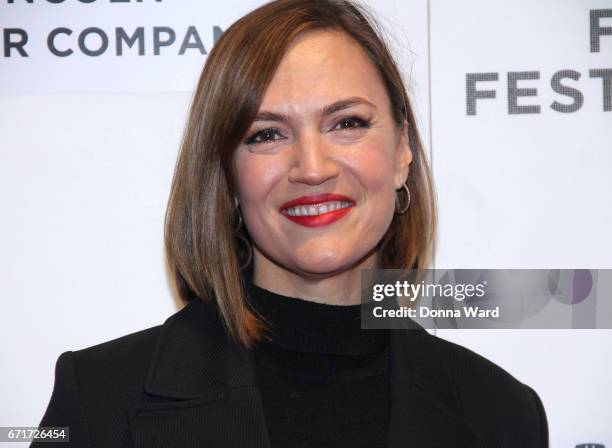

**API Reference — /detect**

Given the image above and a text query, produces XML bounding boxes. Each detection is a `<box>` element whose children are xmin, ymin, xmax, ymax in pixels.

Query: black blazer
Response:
<box><xmin>32</xmin><ymin>297</ymin><xmax>549</xmax><ymax>448</ymax></box>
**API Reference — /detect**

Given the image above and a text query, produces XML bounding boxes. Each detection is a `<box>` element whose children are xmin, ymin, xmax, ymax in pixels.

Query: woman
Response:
<box><xmin>33</xmin><ymin>0</ymin><xmax>548</xmax><ymax>447</ymax></box>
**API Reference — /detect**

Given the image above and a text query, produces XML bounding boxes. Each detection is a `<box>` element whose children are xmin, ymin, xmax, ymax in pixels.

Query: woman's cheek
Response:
<box><xmin>237</xmin><ymin>156</ymin><xmax>287</xmax><ymax>231</ymax></box>
<box><xmin>350</xmin><ymin>149</ymin><xmax>395</xmax><ymax>192</ymax></box>
<box><xmin>236</xmin><ymin>156</ymin><xmax>275</xmax><ymax>201</ymax></box>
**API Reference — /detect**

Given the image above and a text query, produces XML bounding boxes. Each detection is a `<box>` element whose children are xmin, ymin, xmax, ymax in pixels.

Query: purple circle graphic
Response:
<box><xmin>572</xmin><ymin>269</ymin><xmax>593</xmax><ymax>304</ymax></box>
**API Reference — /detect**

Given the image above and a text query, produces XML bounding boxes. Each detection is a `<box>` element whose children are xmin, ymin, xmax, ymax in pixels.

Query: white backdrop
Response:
<box><xmin>1</xmin><ymin>0</ymin><xmax>610</xmax><ymax>446</ymax></box>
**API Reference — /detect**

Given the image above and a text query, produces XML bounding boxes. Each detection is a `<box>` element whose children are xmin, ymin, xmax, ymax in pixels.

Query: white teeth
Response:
<box><xmin>284</xmin><ymin>201</ymin><xmax>352</xmax><ymax>216</ymax></box>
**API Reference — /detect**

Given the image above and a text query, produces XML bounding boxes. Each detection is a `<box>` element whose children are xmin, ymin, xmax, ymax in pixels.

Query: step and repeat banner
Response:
<box><xmin>430</xmin><ymin>2</ymin><xmax>611</xmax><ymax>446</ymax></box>
<box><xmin>1</xmin><ymin>0</ymin><xmax>610</xmax><ymax>446</ymax></box>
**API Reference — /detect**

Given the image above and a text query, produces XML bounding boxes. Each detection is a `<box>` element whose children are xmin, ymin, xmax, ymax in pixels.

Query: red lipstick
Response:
<box><xmin>279</xmin><ymin>193</ymin><xmax>355</xmax><ymax>228</ymax></box>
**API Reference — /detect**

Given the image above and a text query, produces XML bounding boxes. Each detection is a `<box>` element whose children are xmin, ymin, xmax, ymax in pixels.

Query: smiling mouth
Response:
<box><xmin>280</xmin><ymin>200</ymin><xmax>355</xmax><ymax>228</ymax></box>
<box><xmin>281</xmin><ymin>200</ymin><xmax>353</xmax><ymax>217</ymax></box>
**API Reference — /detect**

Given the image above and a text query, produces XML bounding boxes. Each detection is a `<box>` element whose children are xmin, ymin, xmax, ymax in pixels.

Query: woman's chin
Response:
<box><xmin>290</xmin><ymin>253</ymin><xmax>368</xmax><ymax>278</ymax></box>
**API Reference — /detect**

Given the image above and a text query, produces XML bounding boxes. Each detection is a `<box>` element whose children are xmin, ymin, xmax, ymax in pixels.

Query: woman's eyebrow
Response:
<box><xmin>253</xmin><ymin>96</ymin><xmax>377</xmax><ymax>122</ymax></box>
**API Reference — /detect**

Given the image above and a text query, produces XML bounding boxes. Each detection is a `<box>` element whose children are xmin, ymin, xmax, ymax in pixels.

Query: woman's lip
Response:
<box><xmin>278</xmin><ymin>193</ymin><xmax>354</xmax><ymax>211</ymax></box>
<box><xmin>281</xmin><ymin>206</ymin><xmax>353</xmax><ymax>227</ymax></box>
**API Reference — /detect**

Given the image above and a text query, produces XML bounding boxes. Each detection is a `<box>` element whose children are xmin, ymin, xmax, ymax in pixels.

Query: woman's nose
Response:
<box><xmin>288</xmin><ymin>130</ymin><xmax>339</xmax><ymax>185</ymax></box>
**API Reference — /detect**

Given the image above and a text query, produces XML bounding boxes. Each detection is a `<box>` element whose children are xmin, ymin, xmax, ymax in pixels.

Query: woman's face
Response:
<box><xmin>233</xmin><ymin>29</ymin><xmax>412</xmax><ymax>281</ymax></box>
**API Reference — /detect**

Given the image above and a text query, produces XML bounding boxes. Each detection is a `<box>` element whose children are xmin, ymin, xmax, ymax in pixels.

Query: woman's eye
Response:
<box><xmin>333</xmin><ymin>116</ymin><xmax>371</xmax><ymax>131</ymax></box>
<box><xmin>244</xmin><ymin>128</ymin><xmax>283</xmax><ymax>145</ymax></box>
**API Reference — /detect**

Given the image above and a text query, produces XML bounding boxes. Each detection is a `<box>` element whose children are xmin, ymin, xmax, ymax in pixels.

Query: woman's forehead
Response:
<box><xmin>257</xmin><ymin>30</ymin><xmax>388</xmax><ymax>115</ymax></box>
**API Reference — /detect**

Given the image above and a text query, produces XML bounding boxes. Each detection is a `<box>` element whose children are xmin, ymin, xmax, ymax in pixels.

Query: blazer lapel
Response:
<box><xmin>388</xmin><ymin>323</ymin><xmax>482</xmax><ymax>447</ymax></box>
<box><xmin>128</xmin><ymin>298</ymin><xmax>481</xmax><ymax>448</ymax></box>
<box><xmin>127</xmin><ymin>299</ymin><xmax>271</xmax><ymax>448</ymax></box>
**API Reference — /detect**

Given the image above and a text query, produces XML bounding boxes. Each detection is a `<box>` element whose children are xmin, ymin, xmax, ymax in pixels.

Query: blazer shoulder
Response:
<box><xmin>428</xmin><ymin>334</ymin><xmax>527</xmax><ymax>391</ymax></box>
<box><xmin>34</xmin><ymin>323</ymin><xmax>166</xmax><ymax>448</ymax></box>
<box><xmin>52</xmin><ymin>300</ymin><xmax>207</xmax><ymax>411</ymax></box>
<box><xmin>73</xmin><ymin>324</ymin><xmax>163</xmax><ymax>370</ymax></box>
<box><xmin>70</xmin><ymin>324</ymin><xmax>164</xmax><ymax>401</ymax></box>
<box><xmin>427</xmin><ymin>334</ymin><xmax>549</xmax><ymax>447</ymax></box>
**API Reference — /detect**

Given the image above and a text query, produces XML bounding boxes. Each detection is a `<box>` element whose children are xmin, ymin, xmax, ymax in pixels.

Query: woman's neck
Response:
<box><xmin>251</xmin><ymin>246</ymin><xmax>379</xmax><ymax>306</ymax></box>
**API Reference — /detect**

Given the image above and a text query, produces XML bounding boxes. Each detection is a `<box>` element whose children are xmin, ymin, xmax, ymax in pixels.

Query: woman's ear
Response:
<box><xmin>394</xmin><ymin>119</ymin><xmax>413</xmax><ymax>189</ymax></box>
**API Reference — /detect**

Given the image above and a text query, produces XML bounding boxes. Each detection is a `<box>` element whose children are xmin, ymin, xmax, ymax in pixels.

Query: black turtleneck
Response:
<box><xmin>244</xmin><ymin>279</ymin><xmax>390</xmax><ymax>448</ymax></box>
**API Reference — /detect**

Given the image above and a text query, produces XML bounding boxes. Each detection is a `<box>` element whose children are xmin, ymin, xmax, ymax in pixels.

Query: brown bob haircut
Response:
<box><xmin>164</xmin><ymin>0</ymin><xmax>437</xmax><ymax>349</ymax></box>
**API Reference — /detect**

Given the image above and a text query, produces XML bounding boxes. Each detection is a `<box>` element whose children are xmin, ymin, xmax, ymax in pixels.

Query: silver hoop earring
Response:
<box><xmin>395</xmin><ymin>182</ymin><xmax>411</xmax><ymax>214</ymax></box>
<box><xmin>234</xmin><ymin>206</ymin><xmax>253</xmax><ymax>270</ymax></box>
<box><xmin>234</xmin><ymin>207</ymin><xmax>243</xmax><ymax>233</ymax></box>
